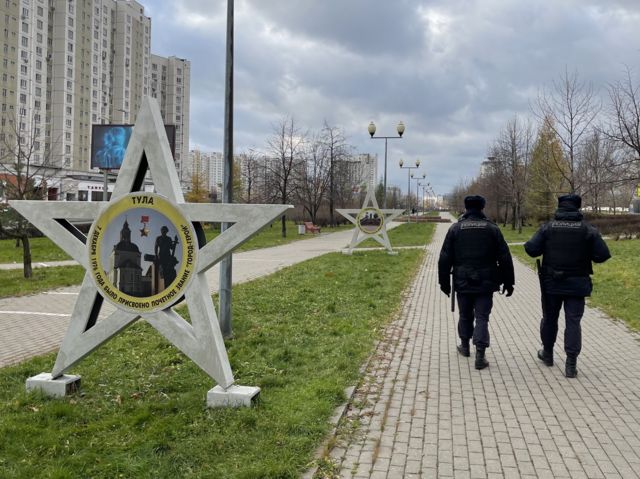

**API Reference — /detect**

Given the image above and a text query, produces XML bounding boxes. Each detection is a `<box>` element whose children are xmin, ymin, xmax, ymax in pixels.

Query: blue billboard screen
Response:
<box><xmin>91</xmin><ymin>124</ymin><xmax>176</xmax><ymax>170</ymax></box>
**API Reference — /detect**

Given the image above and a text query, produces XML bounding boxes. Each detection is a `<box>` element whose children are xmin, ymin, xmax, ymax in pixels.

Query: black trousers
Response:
<box><xmin>541</xmin><ymin>294</ymin><xmax>585</xmax><ymax>357</ymax></box>
<box><xmin>457</xmin><ymin>293</ymin><xmax>493</xmax><ymax>349</ymax></box>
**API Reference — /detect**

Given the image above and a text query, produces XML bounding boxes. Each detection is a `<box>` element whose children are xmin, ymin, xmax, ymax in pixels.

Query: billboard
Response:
<box><xmin>91</xmin><ymin>124</ymin><xmax>176</xmax><ymax>170</ymax></box>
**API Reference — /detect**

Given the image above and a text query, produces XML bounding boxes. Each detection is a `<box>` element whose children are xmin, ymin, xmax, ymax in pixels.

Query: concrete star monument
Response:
<box><xmin>336</xmin><ymin>187</ymin><xmax>404</xmax><ymax>255</ymax></box>
<box><xmin>10</xmin><ymin>97</ymin><xmax>290</xmax><ymax>407</ymax></box>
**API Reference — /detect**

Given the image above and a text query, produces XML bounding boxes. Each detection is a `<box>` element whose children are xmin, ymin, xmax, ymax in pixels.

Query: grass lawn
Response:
<box><xmin>0</xmin><ymin>236</ymin><xmax>70</xmax><ymax>263</ymax></box>
<box><xmin>0</xmin><ymin>266</ymin><xmax>86</xmax><ymax>298</ymax></box>
<box><xmin>510</xmin><ymin>239</ymin><xmax>640</xmax><ymax>331</ymax></box>
<box><xmin>499</xmin><ymin>224</ymin><xmax>539</xmax><ymax>244</ymax></box>
<box><xmin>0</xmin><ymin>249</ymin><xmax>424</xmax><ymax>478</ymax></box>
<box><xmin>357</xmin><ymin>222</ymin><xmax>435</xmax><ymax>248</ymax></box>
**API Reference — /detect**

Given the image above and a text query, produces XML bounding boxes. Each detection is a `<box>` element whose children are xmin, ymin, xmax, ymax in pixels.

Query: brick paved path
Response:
<box><xmin>331</xmin><ymin>217</ymin><xmax>640</xmax><ymax>479</ymax></box>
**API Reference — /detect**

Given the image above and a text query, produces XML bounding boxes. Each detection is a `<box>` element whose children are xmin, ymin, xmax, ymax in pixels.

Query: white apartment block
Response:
<box><xmin>150</xmin><ymin>54</ymin><xmax>190</xmax><ymax>181</ymax></box>
<box><xmin>187</xmin><ymin>148</ymin><xmax>222</xmax><ymax>194</ymax></box>
<box><xmin>1</xmin><ymin>0</ymin><xmax>189</xmax><ymax>180</ymax></box>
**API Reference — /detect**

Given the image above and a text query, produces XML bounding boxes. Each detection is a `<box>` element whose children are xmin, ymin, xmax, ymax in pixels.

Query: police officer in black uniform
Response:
<box><xmin>524</xmin><ymin>194</ymin><xmax>610</xmax><ymax>378</ymax></box>
<box><xmin>438</xmin><ymin>195</ymin><xmax>515</xmax><ymax>370</ymax></box>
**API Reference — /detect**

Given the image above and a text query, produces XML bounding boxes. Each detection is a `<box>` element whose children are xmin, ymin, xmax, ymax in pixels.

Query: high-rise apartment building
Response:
<box><xmin>150</xmin><ymin>54</ymin><xmax>189</xmax><ymax>181</ymax></box>
<box><xmin>187</xmin><ymin>148</ymin><xmax>222</xmax><ymax>195</ymax></box>
<box><xmin>1</xmin><ymin>0</ymin><xmax>188</xmax><ymax>180</ymax></box>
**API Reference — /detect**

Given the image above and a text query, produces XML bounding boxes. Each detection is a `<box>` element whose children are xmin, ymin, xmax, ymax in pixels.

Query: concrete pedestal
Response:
<box><xmin>207</xmin><ymin>384</ymin><xmax>260</xmax><ymax>408</ymax></box>
<box><xmin>26</xmin><ymin>372</ymin><xmax>81</xmax><ymax>397</ymax></box>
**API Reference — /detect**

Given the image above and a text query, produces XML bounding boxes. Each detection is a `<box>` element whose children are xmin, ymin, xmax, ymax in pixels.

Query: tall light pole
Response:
<box><xmin>219</xmin><ymin>0</ymin><xmax>234</xmax><ymax>338</ymax></box>
<box><xmin>399</xmin><ymin>158</ymin><xmax>420</xmax><ymax>222</ymax></box>
<box><xmin>411</xmin><ymin>172</ymin><xmax>426</xmax><ymax>216</ymax></box>
<box><xmin>418</xmin><ymin>180</ymin><xmax>428</xmax><ymax>213</ymax></box>
<box><xmin>368</xmin><ymin>121</ymin><xmax>405</xmax><ymax>208</ymax></box>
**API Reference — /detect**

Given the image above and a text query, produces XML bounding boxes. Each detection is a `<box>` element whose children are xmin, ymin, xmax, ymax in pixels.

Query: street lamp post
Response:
<box><xmin>368</xmin><ymin>121</ymin><xmax>405</xmax><ymax>208</ymax></box>
<box><xmin>411</xmin><ymin>172</ymin><xmax>426</xmax><ymax>217</ymax></box>
<box><xmin>399</xmin><ymin>159</ymin><xmax>420</xmax><ymax>222</ymax></box>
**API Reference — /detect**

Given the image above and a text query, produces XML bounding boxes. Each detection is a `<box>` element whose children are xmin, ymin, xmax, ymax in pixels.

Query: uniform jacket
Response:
<box><xmin>524</xmin><ymin>208</ymin><xmax>611</xmax><ymax>296</ymax></box>
<box><xmin>438</xmin><ymin>210</ymin><xmax>515</xmax><ymax>294</ymax></box>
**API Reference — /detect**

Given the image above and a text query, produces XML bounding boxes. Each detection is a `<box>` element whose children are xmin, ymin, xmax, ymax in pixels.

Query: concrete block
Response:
<box><xmin>26</xmin><ymin>372</ymin><xmax>81</xmax><ymax>397</ymax></box>
<box><xmin>207</xmin><ymin>384</ymin><xmax>260</xmax><ymax>408</ymax></box>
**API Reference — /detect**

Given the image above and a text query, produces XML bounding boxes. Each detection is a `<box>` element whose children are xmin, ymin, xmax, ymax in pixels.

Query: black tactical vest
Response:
<box><xmin>453</xmin><ymin>219</ymin><xmax>495</xmax><ymax>268</ymax></box>
<box><xmin>543</xmin><ymin>220</ymin><xmax>591</xmax><ymax>276</ymax></box>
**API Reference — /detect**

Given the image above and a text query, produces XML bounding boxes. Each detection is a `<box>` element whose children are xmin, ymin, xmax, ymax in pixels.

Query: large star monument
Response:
<box><xmin>337</xmin><ymin>165</ymin><xmax>404</xmax><ymax>255</ymax></box>
<box><xmin>11</xmin><ymin>98</ymin><xmax>290</xmax><ymax>407</ymax></box>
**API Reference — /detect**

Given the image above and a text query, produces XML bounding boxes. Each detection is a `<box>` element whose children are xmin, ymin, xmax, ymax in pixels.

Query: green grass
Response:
<box><xmin>510</xmin><ymin>239</ymin><xmax>640</xmax><ymax>331</ymax></box>
<box><xmin>0</xmin><ymin>266</ymin><xmax>86</xmax><ymax>298</ymax></box>
<box><xmin>358</xmin><ymin>222</ymin><xmax>435</xmax><ymax>248</ymax></box>
<box><xmin>0</xmin><ymin>249</ymin><xmax>424</xmax><ymax>478</ymax></box>
<box><xmin>0</xmin><ymin>236</ymin><xmax>70</xmax><ymax>263</ymax></box>
<box><xmin>499</xmin><ymin>224</ymin><xmax>538</xmax><ymax>244</ymax></box>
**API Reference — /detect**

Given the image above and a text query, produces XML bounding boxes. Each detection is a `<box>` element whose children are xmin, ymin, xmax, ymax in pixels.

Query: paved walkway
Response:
<box><xmin>330</xmin><ymin>215</ymin><xmax>640</xmax><ymax>479</ymax></box>
<box><xmin>0</xmin><ymin>225</ymin><xmax>403</xmax><ymax>368</ymax></box>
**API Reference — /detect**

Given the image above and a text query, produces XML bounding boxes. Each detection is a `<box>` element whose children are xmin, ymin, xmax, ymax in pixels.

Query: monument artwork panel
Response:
<box><xmin>89</xmin><ymin>192</ymin><xmax>195</xmax><ymax>313</ymax></box>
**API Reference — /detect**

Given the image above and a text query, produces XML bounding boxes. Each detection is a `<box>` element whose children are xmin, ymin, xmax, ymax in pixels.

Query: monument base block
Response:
<box><xmin>207</xmin><ymin>384</ymin><xmax>260</xmax><ymax>408</ymax></box>
<box><xmin>26</xmin><ymin>372</ymin><xmax>81</xmax><ymax>397</ymax></box>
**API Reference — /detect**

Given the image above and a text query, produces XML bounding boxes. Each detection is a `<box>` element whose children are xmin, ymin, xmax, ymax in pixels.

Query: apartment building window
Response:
<box><xmin>35</xmin><ymin>46</ymin><xmax>42</xmax><ymax>56</ymax></box>
<box><xmin>68</xmin><ymin>29</ymin><xmax>73</xmax><ymax>40</ymax></box>
<box><xmin>66</xmin><ymin>93</ymin><xmax>72</xmax><ymax>103</ymax></box>
<box><xmin>36</xmin><ymin>32</ymin><xmax>42</xmax><ymax>43</ymax></box>
<box><xmin>68</xmin><ymin>3</ymin><xmax>73</xmax><ymax>14</ymax></box>
<box><xmin>21</xmin><ymin>36</ymin><xmax>28</xmax><ymax>47</ymax></box>
<box><xmin>66</xmin><ymin>80</ymin><xmax>72</xmax><ymax>90</ymax></box>
<box><xmin>34</xmin><ymin>100</ymin><xmax>40</xmax><ymax>109</ymax></box>
<box><xmin>19</xmin><ymin>79</ymin><xmax>26</xmax><ymax>89</ymax></box>
<box><xmin>22</xmin><ymin>7</ymin><xmax>28</xmax><ymax>17</ymax></box>
<box><xmin>66</xmin><ymin>106</ymin><xmax>72</xmax><ymax>115</ymax></box>
<box><xmin>19</xmin><ymin>107</ymin><xmax>26</xmax><ymax>115</ymax></box>
<box><xmin>67</xmin><ymin>55</ymin><xmax>73</xmax><ymax>64</ymax></box>
<box><xmin>65</xmin><ymin>132</ymin><xmax>71</xmax><ymax>141</ymax></box>
<box><xmin>36</xmin><ymin>20</ymin><xmax>42</xmax><ymax>29</ymax></box>
<box><xmin>36</xmin><ymin>6</ymin><xmax>43</xmax><ymax>16</ymax></box>
<box><xmin>35</xmin><ymin>59</ymin><xmax>41</xmax><ymax>69</ymax></box>
<box><xmin>21</xmin><ymin>22</ymin><xmax>27</xmax><ymax>33</ymax></box>
<box><xmin>35</xmin><ymin>87</ymin><xmax>40</xmax><ymax>96</ymax></box>
<box><xmin>67</xmin><ymin>42</ymin><xmax>73</xmax><ymax>52</ymax></box>
<box><xmin>19</xmin><ymin>93</ymin><xmax>26</xmax><ymax>103</ymax></box>
<box><xmin>35</xmin><ymin>73</ymin><xmax>41</xmax><ymax>83</ymax></box>
<box><xmin>20</xmin><ymin>64</ymin><xmax>27</xmax><ymax>74</ymax></box>
<box><xmin>65</xmin><ymin>119</ymin><xmax>71</xmax><ymax>127</ymax></box>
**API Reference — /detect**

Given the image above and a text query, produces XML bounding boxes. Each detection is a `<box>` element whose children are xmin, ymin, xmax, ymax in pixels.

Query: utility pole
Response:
<box><xmin>219</xmin><ymin>0</ymin><xmax>234</xmax><ymax>338</ymax></box>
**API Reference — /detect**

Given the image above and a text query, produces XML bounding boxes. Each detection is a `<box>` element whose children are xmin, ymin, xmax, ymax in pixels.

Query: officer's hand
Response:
<box><xmin>502</xmin><ymin>285</ymin><xmax>514</xmax><ymax>297</ymax></box>
<box><xmin>440</xmin><ymin>284</ymin><xmax>451</xmax><ymax>297</ymax></box>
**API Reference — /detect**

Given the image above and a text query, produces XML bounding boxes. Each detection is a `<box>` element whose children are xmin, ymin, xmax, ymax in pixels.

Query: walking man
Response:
<box><xmin>524</xmin><ymin>194</ymin><xmax>611</xmax><ymax>378</ymax></box>
<box><xmin>438</xmin><ymin>195</ymin><xmax>515</xmax><ymax>369</ymax></box>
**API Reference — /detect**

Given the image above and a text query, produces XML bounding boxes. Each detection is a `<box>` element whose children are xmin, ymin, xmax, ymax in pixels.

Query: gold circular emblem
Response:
<box><xmin>356</xmin><ymin>207</ymin><xmax>384</xmax><ymax>235</ymax></box>
<box><xmin>88</xmin><ymin>193</ymin><xmax>197</xmax><ymax>313</ymax></box>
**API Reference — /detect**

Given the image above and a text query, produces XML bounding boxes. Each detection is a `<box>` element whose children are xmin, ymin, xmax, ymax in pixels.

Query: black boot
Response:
<box><xmin>537</xmin><ymin>348</ymin><xmax>553</xmax><ymax>367</ymax></box>
<box><xmin>475</xmin><ymin>348</ymin><xmax>489</xmax><ymax>370</ymax></box>
<box><xmin>457</xmin><ymin>340</ymin><xmax>470</xmax><ymax>357</ymax></box>
<box><xmin>565</xmin><ymin>356</ymin><xmax>578</xmax><ymax>378</ymax></box>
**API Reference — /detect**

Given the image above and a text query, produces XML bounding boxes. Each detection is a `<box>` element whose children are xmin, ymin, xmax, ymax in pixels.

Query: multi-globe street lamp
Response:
<box><xmin>399</xmin><ymin>158</ymin><xmax>420</xmax><ymax>221</ymax></box>
<box><xmin>411</xmin><ymin>172</ymin><xmax>426</xmax><ymax>217</ymax></box>
<box><xmin>368</xmin><ymin>121</ymin><xmax>405</xmax><ymax>208</ymax></box>
<box><xmin>418</xmin><ymin>181</ymin><xmax>429</xmax><ymax>212</ymax></box>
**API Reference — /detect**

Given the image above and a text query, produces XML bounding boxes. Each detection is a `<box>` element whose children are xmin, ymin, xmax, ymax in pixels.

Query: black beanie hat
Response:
<box><xmin>464</xmin><ymin>195</ymin><xmax>486</xmax><ymax>210</ymax></box>
<box><xmin>557</xmin><ymin>194</ymin><xmax>582</xmax><ymax>209</ymax></box>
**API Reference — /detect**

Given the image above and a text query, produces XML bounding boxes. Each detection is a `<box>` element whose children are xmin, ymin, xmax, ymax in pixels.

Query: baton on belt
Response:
<box><xmin>536</xmin><ymin>259</ymin><xmax>546</xmax><ymax>319</ymax></box>
<box><xmin>450</xmin><ymin>272</ymin><xmax>455</xmax><ymax>313</ymax></box>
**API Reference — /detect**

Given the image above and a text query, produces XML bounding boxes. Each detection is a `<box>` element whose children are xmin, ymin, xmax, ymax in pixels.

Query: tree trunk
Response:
<box><xmin>22</xmin><ymin>234</ymin><xmax>32</xmax><ymax>279</ymax></box>
<box><xmin>281</xmin><ymin>214</ymin><xmax>287</xmax><ymax>238</ymax></box>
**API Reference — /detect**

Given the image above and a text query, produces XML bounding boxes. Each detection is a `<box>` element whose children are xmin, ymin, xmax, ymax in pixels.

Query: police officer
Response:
<box><xmin>524</xmin><ymin>194</ymin><xmax>610</xmax><ymax>378</ymax></box>
<box><xmin>438</xmin><ymin>195</ymin><xmax>515</xmax><ymax>369</ymax></box>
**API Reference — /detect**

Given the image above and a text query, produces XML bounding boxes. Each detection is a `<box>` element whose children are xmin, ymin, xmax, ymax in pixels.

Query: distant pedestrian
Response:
<box><xmin>524</xmin><ymin>194</ymin><xmax>611</xmax><ymax>378</ymax></box>
<box><xmin>438</xmin><ymin>195</ymin><xmax>515</xmax><ymax>369</ymax></box>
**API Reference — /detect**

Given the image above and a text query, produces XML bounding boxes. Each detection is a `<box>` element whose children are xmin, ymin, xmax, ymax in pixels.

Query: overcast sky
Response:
<box><xmin>141</xmin><ymin>0</ymin><xmax>640</xmax><ymax>197</ymax></box>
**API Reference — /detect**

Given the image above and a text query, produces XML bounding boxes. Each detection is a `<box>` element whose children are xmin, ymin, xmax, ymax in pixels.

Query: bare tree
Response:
<box><xmin>237</xmin><ymin>149</ymin><xmax>262</xmax><ymax>203</ymax></box>
<box><xmin>296</xmin><ymin>133</ymin><xmax>330</xmax><ymax>224</ymax></box>
<box><xmin>266</xmin><ymin>116</ymin><xmax>306</xmax><ymax>237</ymax></box>
<box><xmin>0</xmin><ymin>110</ymin><xmax>60</xmax><ymax>278</ymax></box>
<box><xmin>321</xmin><ymin>121</ymin><xmax>351</xmax><ymax>226</ymax></box>
<box><xmin>491</xmin><ymin>115</ymin><xmax>534</xmax><ymax>232</ymax></box>
<box><xmin>577</xmin><ymin>130</ymin><xmax>625</xmax><ymax>212</ymax></box>
<box><xmin>533</xmin><ymin>68</ymin><xmax>601</xmax><ymax>193</ymax></box>
<box><xmin>605</xmin><ymin>66</ymin><xmax>640</xmax><ymax>174</ymax></box>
